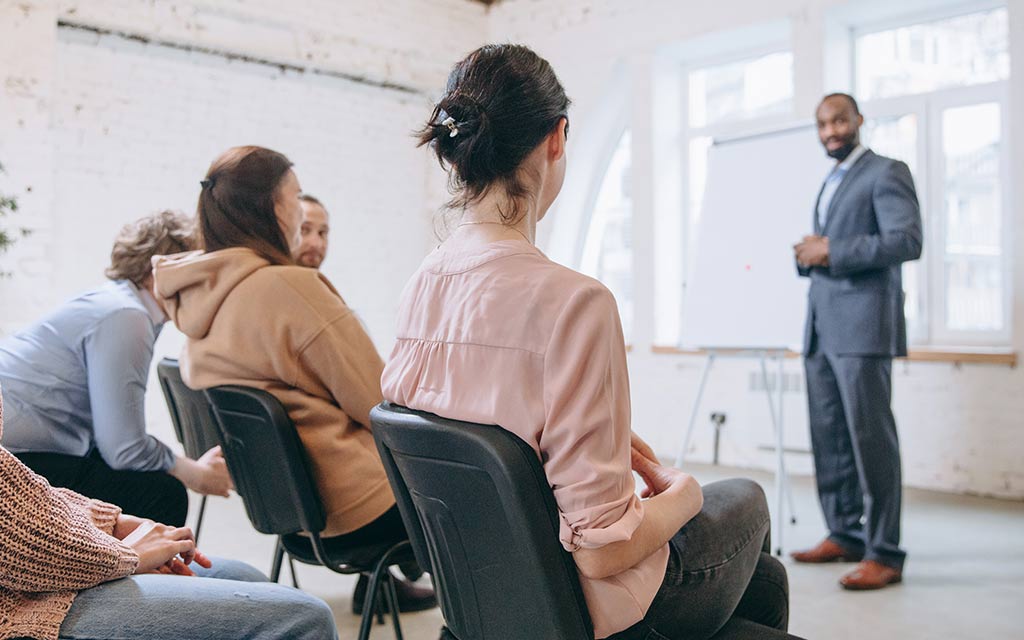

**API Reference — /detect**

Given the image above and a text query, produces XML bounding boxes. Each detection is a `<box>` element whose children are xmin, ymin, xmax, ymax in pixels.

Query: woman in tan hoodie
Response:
<box><xmin>151</xmin><ymin>145</ymin><xmax>434</xmax><ymax>612</ymax></box>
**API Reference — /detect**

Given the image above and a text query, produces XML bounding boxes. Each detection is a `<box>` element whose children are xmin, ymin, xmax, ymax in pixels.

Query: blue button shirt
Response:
<box><xmin>817</xmin><ymin>144</ymin><xmax>868</xmax><ymax>229</ymax></box>
<box><xmin>0</xmin><ymin>280</ymin><xmax>175</xmax><ymax>471</ymax></box>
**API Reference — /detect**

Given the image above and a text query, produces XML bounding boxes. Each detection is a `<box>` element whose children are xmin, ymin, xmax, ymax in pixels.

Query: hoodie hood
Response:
<box><xmin>152</xmin><ymin>247</ymin><xmax>270</xmax><ymax>339</ymax></box>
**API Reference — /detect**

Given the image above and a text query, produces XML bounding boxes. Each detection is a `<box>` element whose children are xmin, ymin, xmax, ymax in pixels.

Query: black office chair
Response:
<box><xmin>206</xmin><ymin>386</ymin><xmax>414</xmax><ymax>640</ymax></box>
<box><xmin>370</xmin><ymin>402</ymin><xmax>594</xmax><ymax>640</ymax></box>
<box><xmin>156</xmin><ymin>358</ymin><xmax>223</xmax><ymax>543</ymax></box>
<box><xmin>157</xmin><ymin>359</ymin><xmax>303</xmax><ymax>587</ymax></box>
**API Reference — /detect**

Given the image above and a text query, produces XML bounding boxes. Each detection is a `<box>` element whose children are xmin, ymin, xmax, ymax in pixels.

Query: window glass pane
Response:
<box><xmin>689</xmin><ymin>52</ymin><xmax>793</xmax><ymax>127</ymax></box>
<box><xmin>855</xmin><ymin>8</ymin><xmax>1009</xmax><ymax>100</ymax></box>
<box><xmin>581</xmin><ymin>130</ymin><xmax>633</xmax><ymax>339</ymax></box>
<box><xmin>944</xmin><ymin>259</ymin><xmax>1002</xmax><ymax>331</ymax></box>
<box><xmin>861</xmin><ymin>114</ymin><xmax>918</xmax><ymax>175</ymax></box>
<box><xmin>942</xmin><ymin>102</ymin><xmax>1002</xmax><ymax>331</ymax></box>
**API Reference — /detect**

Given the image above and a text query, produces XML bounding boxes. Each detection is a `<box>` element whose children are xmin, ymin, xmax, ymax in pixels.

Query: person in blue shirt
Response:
<box><xmin>0</xmin><ymin>211</ymin><xmax>232</xmax><ymax>526</ymax></box>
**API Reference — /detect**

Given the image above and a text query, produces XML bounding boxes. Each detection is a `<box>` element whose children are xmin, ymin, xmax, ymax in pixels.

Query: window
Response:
<box><xmin>941</xmin><ymin>103</ymin><xmax>1003</xmax><ymax>332</ymax></box>
<box><xmin>855</xmin><ymin>6</ymin><xmax>1010</xmax><ymax>345</ymax></box>
<box><xmin>688</xmin><ymin>52</ymin><xmax>794</xmax><ymax>127</ymax></box>
<box><xmin>855</xmin><ymin>8</ymin><xmax>1009</xmax><ymax>101</ymax></box>
<box><xmin>580</xmin><ymin>130</ymin><xmax>634</xmax><ymax>339</ymax></box>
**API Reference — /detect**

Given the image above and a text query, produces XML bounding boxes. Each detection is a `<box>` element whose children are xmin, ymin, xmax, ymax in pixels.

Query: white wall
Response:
<box><xmin>0</xmin><ymin>0</ymin><xmax>486</xmax><ymax>447</ymax></box>
<box><xmin>488</xmin><ymin>0</ymin><xmax>1024</xmax><ymax>499</ymax></box>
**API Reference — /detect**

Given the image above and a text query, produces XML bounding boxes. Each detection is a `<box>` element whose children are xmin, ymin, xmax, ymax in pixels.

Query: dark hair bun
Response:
<box><xmin>418</xmin><ymin>44</ymin><xmax>570</xmax><ymax>222</ymax></box>
<box><xmin>433</xmin><ymin>93</ymin><xmax>500</xmax><ymax>187</ymax></box>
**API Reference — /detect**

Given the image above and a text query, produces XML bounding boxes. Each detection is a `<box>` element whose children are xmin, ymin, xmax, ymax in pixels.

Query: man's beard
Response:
<box><xmin>825</xmin><ymin>134</ymin><xmax>858</xmax><ymax>161</ymax></box>
<box><xmin>296</xmin><ymin>252</ymin><xmax>323</xmax><ymax>269</ymax></box>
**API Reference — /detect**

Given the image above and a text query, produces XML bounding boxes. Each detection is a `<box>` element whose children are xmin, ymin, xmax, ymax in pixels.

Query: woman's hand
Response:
<box><xmin>630</xmin><ymin>431</ymin><xmax>660</xmax><ymax>465</ymax></box>
<box><xmin>631</xmin><ymin>449</ymin><xmax>702</xmax><ymax>509</ymax></box>
<box><xmin>630</xmin><ymin>432</ymin><xmax>662</xmax><ymax>496</ymax></box>
<box><xmin>152</xmin><ymin>550</ymin><xmax>213</xmax><ymax>576</ymax></box>
<box><xmin>122</xmin><ymin>520</ymin><xmax>202</xmax><ymax>575</ymax></box>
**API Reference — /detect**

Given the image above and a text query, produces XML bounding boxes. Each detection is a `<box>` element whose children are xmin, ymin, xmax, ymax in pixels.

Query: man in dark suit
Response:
<box><xmin>791</xmin><ymin>93</ymin><xmax>922</xmax><ymax>590</ymax></box>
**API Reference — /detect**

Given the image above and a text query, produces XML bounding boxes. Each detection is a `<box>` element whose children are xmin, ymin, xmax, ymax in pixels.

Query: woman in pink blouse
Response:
<box><xmin>382</xmin><ymin>44</ymin><xmax>804</xmax><ymax>640</ymax></box>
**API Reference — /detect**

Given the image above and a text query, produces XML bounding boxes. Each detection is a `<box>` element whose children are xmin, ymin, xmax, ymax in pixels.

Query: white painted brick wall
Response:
<box><xmin>1</xmin><ymin>0</ymin><xmax>486</xmax><ymax>450</ymax></box>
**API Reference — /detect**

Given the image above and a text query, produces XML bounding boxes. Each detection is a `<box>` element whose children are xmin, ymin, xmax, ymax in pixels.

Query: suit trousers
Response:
<box><xmin>803</xmin><ymin>350</ymin><xmax>906</xmax><ymax>570</ymax></box>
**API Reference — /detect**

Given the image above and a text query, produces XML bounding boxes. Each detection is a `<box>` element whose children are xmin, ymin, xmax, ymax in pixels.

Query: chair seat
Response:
<box><xmin>281</xmin><ymin>533</ymin><xmax>416</xmax><ymax>572</ymax></box>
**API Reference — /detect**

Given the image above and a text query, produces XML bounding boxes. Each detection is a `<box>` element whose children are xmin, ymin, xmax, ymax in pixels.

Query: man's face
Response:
<box><xmin>295</xmin><ymin>200</ymin><xmax>330</xmax><ymax>269</ymax></box>
<box><xmin>816</xmin><ymin>96</ymin><xmax>863</xmax><ymax>161</ymax></box>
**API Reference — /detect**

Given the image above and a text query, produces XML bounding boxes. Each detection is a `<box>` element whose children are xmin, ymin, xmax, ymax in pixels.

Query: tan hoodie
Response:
<box><xmin>152</xmin><ymin>247</ymin><xmax>394</xmax><ymax>536</ymax></box>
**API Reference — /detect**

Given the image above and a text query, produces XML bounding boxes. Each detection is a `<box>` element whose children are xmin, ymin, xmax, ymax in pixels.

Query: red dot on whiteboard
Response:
<box><xmin>745</xmin><ymin>264</ymin><xmax>752</xmax><ymax>271</ymax></box>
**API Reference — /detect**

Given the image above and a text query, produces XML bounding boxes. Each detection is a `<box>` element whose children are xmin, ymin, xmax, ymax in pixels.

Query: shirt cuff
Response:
<box><xmin>558</xmin><ymin>495</ymin><xmax>645</xmax><ymax>552</ymax></box>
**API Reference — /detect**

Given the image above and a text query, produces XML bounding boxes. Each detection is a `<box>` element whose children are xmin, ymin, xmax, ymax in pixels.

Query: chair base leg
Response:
<box><xmin>356</xmin><ymin>541</ymin><xmax>410</xmax><ymax>640</ymax></box>
<box><xmin>288</xmin><ymin>555</ymin><xmax>300</xmax><ymax>589</ymax></box>
<box><xmin>193</xmin><ymin>495</ymin><xmax>208</xmax><ymax>545</ymax></box>
<box><xmin>270</xmin><ymin>537</ymin><xmax>285</xmax><ymax>583</ymax></box>
<box><xmin>385</xmin><ymin>572</ymin><xmax>403</xmax><ymax>640</ymax></box>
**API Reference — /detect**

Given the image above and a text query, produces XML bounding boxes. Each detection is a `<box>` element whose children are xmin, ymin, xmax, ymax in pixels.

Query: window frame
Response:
<box><xmin>853</xmin><ymin>3</ymin><xmax>1011</xmax><ymax>346</ymax></box>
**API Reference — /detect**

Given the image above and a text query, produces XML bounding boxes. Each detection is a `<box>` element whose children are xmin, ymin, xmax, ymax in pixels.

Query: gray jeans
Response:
<box><xmin>609</xmin><ymin>479</ymin><xmax>805</xmax><ymax>640</ymax></box>
<box><xmin>56</xmin><ymin>558</ymin><xmax>338</xmax><ymax>640</ymax></box>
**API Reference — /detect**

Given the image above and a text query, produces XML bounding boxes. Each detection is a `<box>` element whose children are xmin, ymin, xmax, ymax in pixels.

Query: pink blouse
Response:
<box><xmin>381</xmin><ymin>238</ymin><xmax>668</xmax><ymax>639</ymax></box>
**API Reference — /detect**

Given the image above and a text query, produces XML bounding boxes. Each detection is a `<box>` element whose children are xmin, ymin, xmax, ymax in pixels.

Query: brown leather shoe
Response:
<box><xmin>790</xmin><ymin>539</ymin><xmax>863</xmax><ymax>563</ymax></box>
<box><xmin>840</xmin><ymin>560</ymin><xmax>902</xmax><ymax>590</ymax></box>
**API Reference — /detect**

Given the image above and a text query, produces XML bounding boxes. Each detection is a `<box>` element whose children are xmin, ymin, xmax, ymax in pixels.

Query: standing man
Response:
<box><xmin>0</xmin><ymin>211</ymin><xmax>232</xmax><ymax>526</ymax></box>
<box><xmin>792</xmin><ymin>93</ymin><xmax>922</xmax><ymax>590</ymax></box>
<box><xmin>295</xmin><ymin>194</ymin><xmax>330</xmax><ymax>269</ymax></box>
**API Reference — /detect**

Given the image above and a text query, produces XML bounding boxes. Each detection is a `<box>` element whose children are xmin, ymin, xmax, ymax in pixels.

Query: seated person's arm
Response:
<box><xmin>84</xmin><ymin>309</ymin><xmax>176</xmax><ymax>472</ymax></box>
<box><xmin>85</xmin><ymin>310</ymin><xmax>231</xmax><ymax>497</ymax></box>
<box><xmin>541</xmin><ymin>286</ymin><xmax>703</xmax><ymax>582</ymax></box>
<box><xmin>574</xmin><ymin>453</ymin><xmax>702</xmax><ymax>580</ymax></box>
<box><xmin>0</xmin><ymin>446</ymin><xmax>139</xmax><ymax>591</ymax></box>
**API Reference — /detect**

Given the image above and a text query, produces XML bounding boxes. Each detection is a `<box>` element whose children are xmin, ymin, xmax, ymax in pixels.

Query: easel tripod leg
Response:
<box><xmin>676</xmin><ymin>353</ymin><xmax>715</xmax><ymax>468</ymax></box>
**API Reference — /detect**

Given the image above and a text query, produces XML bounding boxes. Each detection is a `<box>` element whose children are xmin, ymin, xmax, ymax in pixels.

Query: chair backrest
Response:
<box><xmin>204</xmin><ymin>385</ymin><xmax>325</xmax><ymax>537</ymax></box>
<box><xmin>370</xmin><ymin>402</ymin><xmax>594</xmax><ymax>640</ymax></box>
<box><xmin>156</xmin><ymin>358</ymin><xmax>221</xmax><ymax>460</ymax></box>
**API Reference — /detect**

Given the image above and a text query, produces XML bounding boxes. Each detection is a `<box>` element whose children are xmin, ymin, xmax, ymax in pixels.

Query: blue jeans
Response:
<box><xmin>57</xmin><ymin>558</ymin><xmax>337</xmax><ymax>640</ymax></box>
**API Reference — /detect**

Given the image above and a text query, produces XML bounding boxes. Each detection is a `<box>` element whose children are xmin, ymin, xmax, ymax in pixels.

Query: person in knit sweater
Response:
<box><xmin>0</xmin><ymin>387</ymin><xmax>338</xmax><ymax>640</ymax></box>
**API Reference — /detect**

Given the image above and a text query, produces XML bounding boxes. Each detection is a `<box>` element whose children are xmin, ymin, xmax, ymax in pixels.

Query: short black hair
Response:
<box><xmin>821</xmin><ymin>92</ymin><xmax>860</xmax><ymax>115</ymax></box>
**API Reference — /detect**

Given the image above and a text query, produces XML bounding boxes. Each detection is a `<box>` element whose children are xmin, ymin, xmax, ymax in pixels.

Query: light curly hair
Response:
<box><xmin>105</xmin><ymin>210</ymin><xmax>197</xmax><ymax>286</ymax></box>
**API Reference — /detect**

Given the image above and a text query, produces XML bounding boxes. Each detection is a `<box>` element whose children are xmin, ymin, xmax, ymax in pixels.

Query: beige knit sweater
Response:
<box><xmin>0</xmin><ymin>390</ymin><xmax>140</xmax><ymax>640</ymax></box>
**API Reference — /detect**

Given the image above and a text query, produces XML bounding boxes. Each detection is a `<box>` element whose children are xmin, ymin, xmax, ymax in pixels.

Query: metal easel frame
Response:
<box><xmin>674</xmin><ymin>348</ymin><xmax>797</xmax><ymax>555</ymax></box>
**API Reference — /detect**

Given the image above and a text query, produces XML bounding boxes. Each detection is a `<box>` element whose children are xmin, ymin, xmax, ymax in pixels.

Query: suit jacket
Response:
<box><xmin>798</xmin><ymin>149</ymin><xmax>922</xmax><ymax>357</ymax></box>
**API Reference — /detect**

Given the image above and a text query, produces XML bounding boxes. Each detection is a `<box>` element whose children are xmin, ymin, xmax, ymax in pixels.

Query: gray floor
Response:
<box><xmin>190</xmin><ymin>464</ymin><xmax>1024</xmax><ymax>640</ymax></box>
